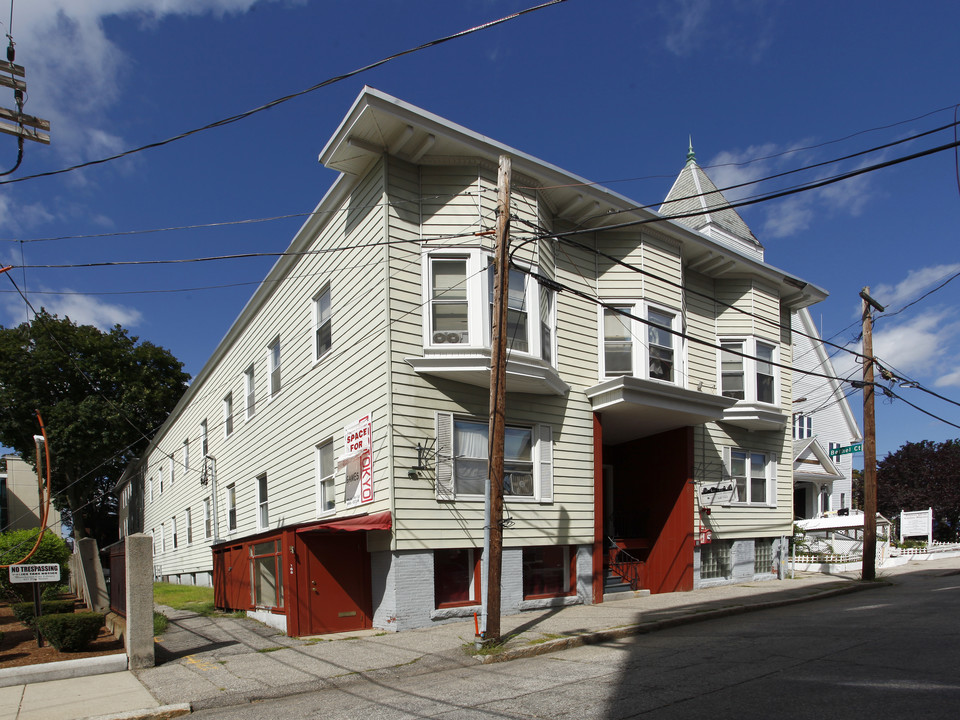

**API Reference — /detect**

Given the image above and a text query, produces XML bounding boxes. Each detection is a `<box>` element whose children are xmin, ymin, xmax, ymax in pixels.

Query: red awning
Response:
<box><xmin>295</xmin><ymin>510</ymin><xmax>392</xmax><ymax>534</ymax></box>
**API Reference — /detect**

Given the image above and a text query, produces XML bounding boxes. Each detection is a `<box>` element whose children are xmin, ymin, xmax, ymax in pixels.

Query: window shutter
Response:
<box><xmin>721</xmin><ymin>446</ymin><xmax>732</xmax><ymax>479</ymax></box>
<box><xmin>435</xmin><ymin>412</ymin><xmax>455</xmax><ymax>500</ymax></box>
<box><xmin>537</xmin><ymin>424</ymin><xmax>553</xmax><ymax>504</ymax></box>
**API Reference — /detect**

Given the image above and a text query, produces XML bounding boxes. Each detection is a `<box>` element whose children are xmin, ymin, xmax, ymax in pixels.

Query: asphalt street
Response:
<box><xmin>187</xmin><ymin>563</ymin><xmax>960</xmax><ymax>719</ymax></box>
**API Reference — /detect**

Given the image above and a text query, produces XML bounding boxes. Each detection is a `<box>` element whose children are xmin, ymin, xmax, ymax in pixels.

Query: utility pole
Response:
<box><xmin>860</xmin><ymin>286</ymin><xmax>885</xmax><ymax>581</ymax></box>
<box><xmin>483</xmin><ymin>154</ymin><xmax>511</xmax><ymax>643</ymax></box>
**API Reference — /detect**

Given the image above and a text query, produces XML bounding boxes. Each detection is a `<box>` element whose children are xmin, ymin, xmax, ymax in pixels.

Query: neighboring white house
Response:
<box><xmin>791</xmin><ymin>308</ymin><xmax>863</xmax><ymax>519</ymax></box>
<box><xmin>117</xmin><ymin>88</ymin><xmax>827</xmax><ymax>635</ymax></box>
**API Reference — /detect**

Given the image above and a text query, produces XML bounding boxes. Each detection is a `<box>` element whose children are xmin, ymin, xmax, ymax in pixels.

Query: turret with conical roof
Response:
<box><xmin>659</xmin><ymin>140</ymin><xmax>764</xmax><ymax>260</ymax></box>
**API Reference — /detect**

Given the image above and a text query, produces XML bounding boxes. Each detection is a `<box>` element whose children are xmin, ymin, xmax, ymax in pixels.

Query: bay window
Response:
<box><xmin>601</xmin><ymin>302</ymin><xmax>682</xmax><ymax>384</ymax></box>
<box><xmin>424</xmin><ymin>250</ymin><xmax>555</xmax><ymax>362</ymax></box>
<box><xmin>719</xmin><ymin>337</ymin><xmax>779</xmax><ymax>405</ymax></box>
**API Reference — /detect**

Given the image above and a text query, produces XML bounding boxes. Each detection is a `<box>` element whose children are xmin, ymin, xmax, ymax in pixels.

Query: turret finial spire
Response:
<box><xmin>686</xmin><ymin>135</ymin><xmax>696</xmax><ymax>164</ymax></box>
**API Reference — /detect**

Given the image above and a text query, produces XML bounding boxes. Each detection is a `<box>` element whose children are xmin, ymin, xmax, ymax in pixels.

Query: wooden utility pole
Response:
<box><xmin>484</xmin><ymin>154</ymin><xmax>511</xmax><ymax>643</ymax></box>
<box><xmin>860</xmin><ymin>286</ymin><xmax>884</xmax><ymax>581</ymax></box>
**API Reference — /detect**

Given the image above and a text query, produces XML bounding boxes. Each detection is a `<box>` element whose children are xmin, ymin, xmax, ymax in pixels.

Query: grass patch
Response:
<box><xmin>463</xmin><ymin>635</ymin><xmax>515</xmax><ymax>657</ymax></box>
<box><xmin>154</xmin><ymin>582</ymin><xmax>218</xmax><ymax>616</ymax></box>
<box><xmin>526</xmin><ymin>633</ymin><xmax>564</xmax><ymax>646</ymax></box>
<box><xmin>153</xmin><ymin>611</ymin><xmax>169</xmax><ymax>636</ymax></box>
<box><xmin>257</xmin><ymin>646</ymin><xmax>284</xmax><ymax>653</ymax></box>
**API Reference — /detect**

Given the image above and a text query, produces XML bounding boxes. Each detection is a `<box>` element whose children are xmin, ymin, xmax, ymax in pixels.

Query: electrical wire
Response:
<box><xmin>11</xmin><ymin>227</ymin><xmax>495</xmax><ymax>269</ymax></box>
<box><xmin>518</xmin><ymin>102</ymin><xmax>960</xmax><ymax>191</ymax></box>
<box><xmin>881</xmin><ymin>385</ymin><xmax>960</xmax><ymax>431</ymax></box>
<box><xmin>0</xmin><ymin>0</ymin><xmax>567</xmax><ymax>188</ymax></box>
<box><xmin>525</xmin><ymin>138</ymin><xmax>960</xmax><ymax>242</ymax></box>
<box><xmin>874</xmin><ymin>266</ymin><xmax>960</xmax><ymax>323</ymax></box>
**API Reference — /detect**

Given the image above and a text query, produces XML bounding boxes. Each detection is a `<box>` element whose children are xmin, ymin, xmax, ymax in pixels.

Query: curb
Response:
<box><xmin>0</xmin><ymin>651</ymin><xmax>128</xmax><ymax>688</ymax></box>
<box><xmin>478</xmin><ymin>581</ymin><xmax>887</xmax><ymax>664</ymax></box>
<box><xmin>80</xmin><ymin>703</ymin><xmax>192</xmax><ymax>720</ymax></box>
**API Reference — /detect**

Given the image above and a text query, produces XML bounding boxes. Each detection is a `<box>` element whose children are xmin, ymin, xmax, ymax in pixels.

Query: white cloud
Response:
<box><xmin>2</xmin><ymin>287</ymin><xmax>142</xmax><ymax>330</ymax></box>
<box><xmin>871</xmin><ymin>263</ymin><xmax>960</xmax><ymax>310</ymax></box>
<box><xmin>9</xmin><ymin>1</ymin><xmax>282</xmax><ymax>165</ymax></box>
<box><xmin>829</xmin><ymin>309</ymin><xmax>960</xmax><ymax>390</ymax></box>
<box><xmin>660</xmin><ymin>0</ymin><xmax>712</xmax><ymax>57</ymax></box>
<box><xmin>703</xmin><ymin>139</ymin><xmax>881</xmax><ymax>239</ymax></box>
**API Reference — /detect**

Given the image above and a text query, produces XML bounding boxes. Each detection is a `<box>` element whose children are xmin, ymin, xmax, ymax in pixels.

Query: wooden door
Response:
<box><xmin>299</xmin><ymin>533</ymin><xmax>370</xmax><ymax>635</ymax></box>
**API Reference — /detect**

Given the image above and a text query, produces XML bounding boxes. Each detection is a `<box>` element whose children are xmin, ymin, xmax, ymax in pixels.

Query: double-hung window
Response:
<box><xmin>316</xmin><ymin>439</ymin><xmax>335</xmax><ymax>515</ymax></box>
<box><xmin>601</xmin><ymin>302</ymin><xmax>682</xmax><ymax>383</ymax></box>
<box><xmin>226</xmin><ymin>483</ymin><xmax>237</xmax><ymax>532</ymax></box>
<box><xmin>223</xmin><ymin>394</ymin><xmax>234</xmax><ymax>438</ymax></box>
<box><xmin>200</xmin><ymin>419</ymin><xmax>209</xmax><ymax>458</ymax></box>
<box><xmin>720</xmin><ymin>338</ymin><xmax>779</xmax><ymax>405</ymax></box>
<box><xmin>724</xmin><ymin>448</ymin><xmax>775</xmax><ymax>506</ymax></box>
<box><xmin>185</xmin><ymin>507</ymin><xmax>193</xmax><ymax>544</ymax></box>
<box><xmin>244</xmin><ymin>365</ymin><xmax>256</xmax><ymax>420</ymax></box>
<box><xmin>793</xmin><ymin>414</ymin><xmax>813</xmax><ymax>439</ymax></box>
<box><xmin>268</xmin><ymin>338</ymin><xmax>281</xmax><ymax>397</ymax></box>
<box><xmin>425</xmin><ymin>250</ymin><xmax>556</xmax><ymax>362</ymax></box>
<box><xmin>430</xmin><ymin>258</ymin><xmax>470</xmax><ymax>345</ymax></box>
<box><xmin>256</xmin><ymin>473</ymin><xmax>269</xmax><ymax>529</ymax></box>
<box><xmin>183</xmin><ymin>439</ymin><xmax>190</xmax><ymax>473</ymax></box>
<box><xmin>435</xmin><ymin>413</ymin><xmax>552</xmax><ymax>502</ymax></box>
<box><xmin>203</xmin><ymin>497</ymin><xmax>212</xmax><ymax>539</ymax></box>
<box><xmin>314</xmin><ymin>287</ymin><xmax>332</xmax><ymax>360</ymax></box>
<box><xmin>171</xmin><ymin>515</ymin><xmax>178</xmax><ymax>549</ymax></box>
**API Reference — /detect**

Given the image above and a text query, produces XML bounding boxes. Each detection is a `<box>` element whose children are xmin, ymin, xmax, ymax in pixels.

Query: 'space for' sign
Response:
<box><xmin>343</xmin><ymin>413</ymin><xmax>374</xmax><ymax>508</ymax></box>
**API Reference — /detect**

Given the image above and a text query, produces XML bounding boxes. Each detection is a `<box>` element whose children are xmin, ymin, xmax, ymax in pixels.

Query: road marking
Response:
<box><xmin>932</xmin><ymin>585</ymin><xmax>960</xmax><ymax>591</ymax></box>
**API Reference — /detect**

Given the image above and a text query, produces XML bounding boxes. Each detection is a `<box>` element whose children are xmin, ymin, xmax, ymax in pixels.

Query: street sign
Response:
<box><xmin>829</xmin><ymin>442</ymin><xmax>862</xmax><ymax>457</ymax></box>
<box><xmin>8</xmin><ymin>563</ymin><xmax>61</xmax><ymax>584</ymax></box>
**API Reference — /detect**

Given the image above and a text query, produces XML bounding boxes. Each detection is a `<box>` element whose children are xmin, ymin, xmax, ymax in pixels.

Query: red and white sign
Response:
<box><xmin>9</xmin><ymin>563</ymin><xmax>61</xmax><ymax>584</ymax></box>
<box><xmin>343</xmin><ymin>413</ymin><xmax>373</xmax><ymax>507</ymax></box>
<box><xmin>698</xmin><ymin>528</ymin><xmax>712</xmax><ymax>545</ymax></box>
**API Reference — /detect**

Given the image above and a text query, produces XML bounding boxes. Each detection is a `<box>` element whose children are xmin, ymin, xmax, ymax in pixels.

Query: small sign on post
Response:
<box><xmin>8</xmin><ymin>564</ymin><xmax>61</xmax><ymax>648</ymax></box>
<box><xmin>829</xmin><ymin>442</ymin><xmax>863</xmax><ymax>457</ymax></box>
<box><xmin>8</xmin><ymin>563</ymin><xmax>61</xmax><ymax>584</ymax></box>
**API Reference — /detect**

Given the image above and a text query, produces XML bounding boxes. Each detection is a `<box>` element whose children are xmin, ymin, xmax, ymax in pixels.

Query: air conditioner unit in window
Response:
<box><xmin>432</xmin><ymin>332</ymin><xmax>447</xmax><ymax>344</ymax></box>
<box><xmin>445</xmin><ymin>332</ymin><xmax>462</xmax><ymax>344</ymax></box>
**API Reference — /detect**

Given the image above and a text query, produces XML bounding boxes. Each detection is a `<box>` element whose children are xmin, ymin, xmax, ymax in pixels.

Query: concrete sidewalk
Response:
<box><xmin>6</xmin><ymin>557</ymin><xmax>958</xmax><ymax>719</ymax></box>
<box><xmin>137</xmin><ymin>569</ymin><xmax>893</xmax><ymax>712</ymax></box>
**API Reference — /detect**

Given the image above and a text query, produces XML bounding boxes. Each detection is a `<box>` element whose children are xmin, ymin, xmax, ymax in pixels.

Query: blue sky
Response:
<box><xmin>1</xmin><ymin>0</ymin><xmax>958</xmax><ymax>463</ymax></box>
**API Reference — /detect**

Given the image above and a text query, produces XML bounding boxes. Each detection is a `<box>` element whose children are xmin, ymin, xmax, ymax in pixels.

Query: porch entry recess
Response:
<box><xmin>599</xmin><ymin>425</ymin><xmax>695</xmax><ymax>595</ymax></box>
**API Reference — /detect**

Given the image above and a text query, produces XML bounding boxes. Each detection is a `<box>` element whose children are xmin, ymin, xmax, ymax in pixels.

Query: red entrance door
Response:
<box><xmin>299</xmin><ymin>533</ymin><xmax>370</xmax><ymax>635</ymax></box>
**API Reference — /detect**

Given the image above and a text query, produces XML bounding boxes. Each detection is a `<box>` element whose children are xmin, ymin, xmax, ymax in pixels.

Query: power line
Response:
<box><xmin>881</xmin><ymin>385</ymin><xmax>960</xmax><ymax>431</ymax></box>
<box><xmin>0</xmin><ymin>0</ymin><xmax>567</xmax><ymax>188</ymax></box>
<box><xmin>875</xmin><ymin>266</ymin><xmax>960</xmax><ymax>323</ymax></box>
<box><xmin>528</xmin><ymin>138</ymin><xmax>960</xmax><ymax>241</ymax></box>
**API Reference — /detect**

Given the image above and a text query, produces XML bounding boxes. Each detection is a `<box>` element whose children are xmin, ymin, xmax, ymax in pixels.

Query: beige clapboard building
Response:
<box><xmin>118</xmin><ymin>88</ymin><xmax>827</xmax><ymax>635</ymax></box>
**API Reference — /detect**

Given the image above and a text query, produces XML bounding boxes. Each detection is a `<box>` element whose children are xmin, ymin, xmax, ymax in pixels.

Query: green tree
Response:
<box><xmin>0</xmin><ymin>528</ymin><xmax>72</xmax><ymax>600</ymax></box>
<box><xmin>877</xmin><ymin>439</ymin><xmax>960</xmax><ymax>542</ymax></box>
<box><xmin>0</xmin><ymin>310</ymin><xmax>189</xmax><ymax>545</ymax></box>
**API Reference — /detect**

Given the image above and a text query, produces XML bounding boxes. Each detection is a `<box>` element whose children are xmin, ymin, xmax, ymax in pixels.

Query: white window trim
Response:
<box><xmin>598</xmin><ymin>300</ymin><xmax>686</xmax><ymax>386</ymax></box>
<box><xmin>223</xmin><ymin>393</ymin><xmax>234</xmax><ymax>439</ymax></box>
<box><xmin>226</xmin><ymin>483</ymin><xmax>237</xmax><ymax>533</ymax></box>
<box><xmin>717</xmin><ymin>336</ymin><xmax>780</xmax><ymax>406</ymax></box>
<box><xmin>185</xmin><ymin>507</ymin><xmax>193</xmax><ymax>545</ymax></box>
<box><xmin>171</xmin><ymin>515</ymin><xmax>178</xmax><ymax>549</ymax></box>
<box><xmin>203</xmin><ymin>497</ymin><xmax>212</xmax><ymax>540</ymax></box>
<box><xmin>183</xmin><ymin>439</ymin><xmax>190</xmax><ymax>473</ymax></box>
<box><xmin>160</xmin><ymin>523</ymin><xmax>166</xmax><ymax>553</ymax></box>
<box><xmin>244</xmin><ymin>365</ymin><xmax>256</xmax><ymax>421</ymax></box>
<box><xmin>422</xmin><ymin>249</ymin><xmax>555</xmax><ymax>365</ymax></box>
<box><xmin>315</xmin><ymin>439</ymin><xmax>336</xmax><ymax>517</ymax></box>
<box><xmin>267</xmin><ymin>337</ymin><xmax>281</xmax><ymax>398</ymax></box>
<box><xmin>313</xmin><ymin>286</ymin><xmax>333</xmax><ymax>363</ymax></box>
<box><xmin>435</xmin><ymin>412</ymin><xmax>553</xmax><ymax>504</ymax></box>
<box><xmin>256</xmin><ymin>473</ymin><xmax>269</xmax><ymax>530</ymax></box>
<box><xmin>200</xmin><ymin>419</ymin><xmax>209</xmax><ymax>457</ymax></box>
<box><xmin>721</xmin><ymin>446</ymin><xmax>777</xmax><ymax>508</ymax></box>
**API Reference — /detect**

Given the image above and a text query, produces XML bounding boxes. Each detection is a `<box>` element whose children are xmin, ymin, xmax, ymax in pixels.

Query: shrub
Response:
<box><xmin>36</xmin><ymin>612</ymin><xmax>104</xmax><ymax>652</ymax></box>
<box><xmin>41</xmin><ymin>584</ymin><xmax>69</xmax><ymax>601</ymax></box>
<box><xmin>12</xmin><ymin>600</ymin><xmax>75</xmax><ymax>626</ymax></box>
<box><xmin>153</xmin><ymin>610</ymin><xmax>169</xmax><ymax>636</ymax></box>
<box><xmin>0</xmin><ymin>529</ymin><xmax>71</xmax><ymax>600</ymax></box>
